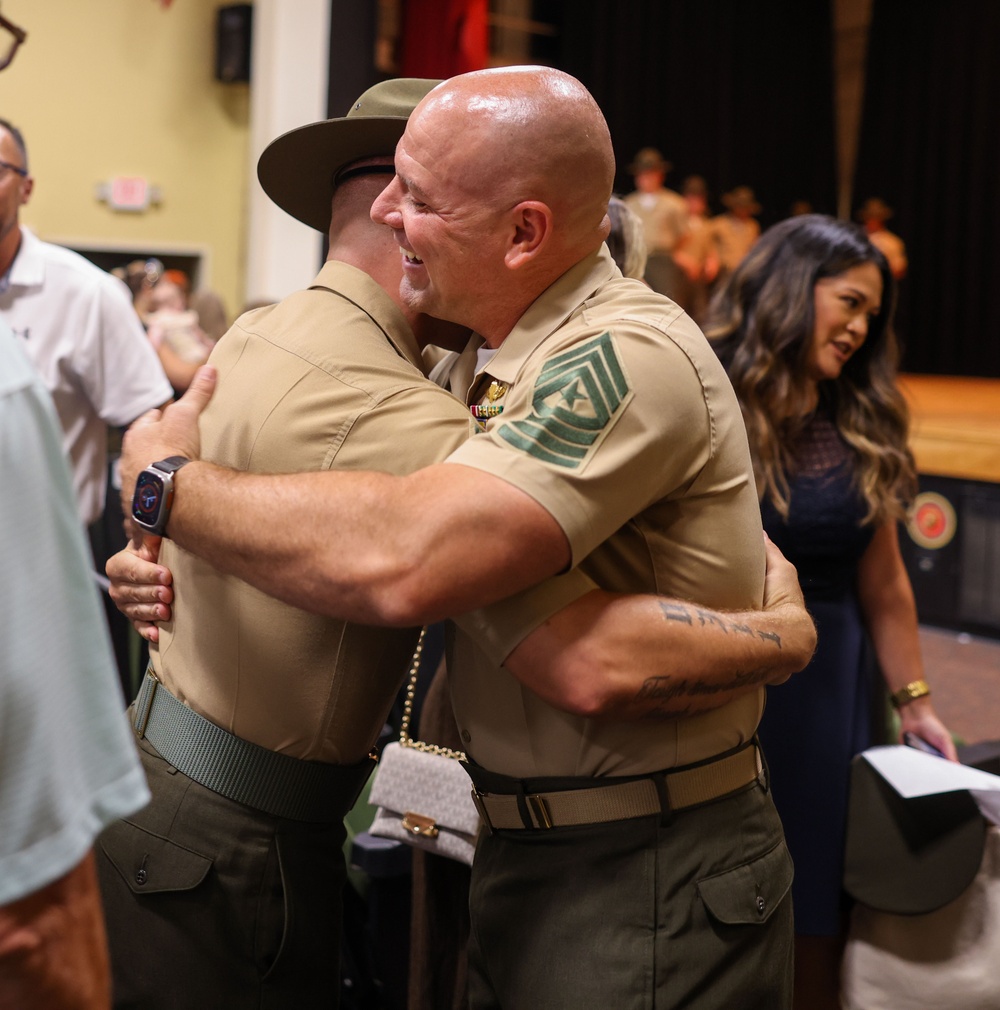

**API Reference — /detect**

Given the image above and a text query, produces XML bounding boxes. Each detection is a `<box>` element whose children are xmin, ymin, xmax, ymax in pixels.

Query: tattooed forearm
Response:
<box><xmin>658</xmin><ymin>602</ymin><xmax>693</xmax><ymax>625</ymax></box>
<box><xmin>636</xmin><ymin>668</ymin><xmax>766</xmax><ymax>702</ymax></box>
<box><xmin>633</xmin><ymin>667</ymin><xmax>771</xmax><ymax>718</ymax></box>
<box><xmin>657</xmin><ymin>602</ymin><xmax>782</xmax><ymax>649</ymax></box>
<box><xmin>694</xmin><ymin>608</ymin><xmax>728</xmax><ymax>632</ymax></box>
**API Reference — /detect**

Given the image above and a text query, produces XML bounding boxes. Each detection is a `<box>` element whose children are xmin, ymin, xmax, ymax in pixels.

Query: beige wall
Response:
<box><xmin>0</xmin><ymin>0</ymin><xmax>250</xmax><ymax>317</ymax></box>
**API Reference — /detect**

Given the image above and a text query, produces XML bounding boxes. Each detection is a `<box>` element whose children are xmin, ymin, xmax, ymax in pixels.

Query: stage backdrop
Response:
<box><xmin>853</xmin><ymin>0</ymin><xmax>1000</xmax><ymax>378</ymax></box>
<box><xmin>556</xmin><ymin>0</ymin><xmax>838</xmax><ymax>229</ymax></box>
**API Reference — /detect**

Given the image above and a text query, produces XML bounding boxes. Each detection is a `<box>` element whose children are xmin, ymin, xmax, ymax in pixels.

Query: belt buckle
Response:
<box><xmin>133</xmin><ymin>673</ymin><xmax>159</xmax><ymax>739</ymax></box>
<box><xmin>527</xmin><ymin>793</ymin><xmax>554</xmax><ymax>829</ymax></box>
<box><xmin>470</xmin><ymin>788</ymin><xmax>494</xmax><ymax>835</ymax></box>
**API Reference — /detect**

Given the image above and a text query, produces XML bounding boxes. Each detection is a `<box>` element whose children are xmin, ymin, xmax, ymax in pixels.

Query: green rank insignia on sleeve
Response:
<box><xmin>497</xmin><ymin>332</ymin><xmax>631</xmax><ymax>468</ymax></box>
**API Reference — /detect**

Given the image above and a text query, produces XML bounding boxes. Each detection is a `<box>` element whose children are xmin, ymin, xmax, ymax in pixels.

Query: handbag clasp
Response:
<box><xmin>402</xmin><ymin>811</ymin><xmax>440</xmax><ymax>838</ymax></box>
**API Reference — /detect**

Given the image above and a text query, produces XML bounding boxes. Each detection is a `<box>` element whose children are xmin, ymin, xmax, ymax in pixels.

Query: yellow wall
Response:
<box><xmin>0</xmin><ymin>0</ymin><xmax>250</xmax><ymax>318</ymax></box>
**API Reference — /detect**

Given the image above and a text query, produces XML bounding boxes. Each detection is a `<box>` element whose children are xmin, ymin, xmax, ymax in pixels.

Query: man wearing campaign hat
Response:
<box><xmin>856</xmin><ymin>196</ymin><xmax>908</xmax><ymax>279</ymax></box>
<box><xmin>95</xmin><ymin>77</ymin><xmax>484</xmax><ymax>1009</ymax></box>
<box><xmin>623</xmin><ymin>146</ymin><xmax>689</xmax><ymax>301</ymax></box>
<box><xmin>110</xmin><ymin>67</ymin><xmax>827</xmax><ymax>1009</ymax></box>
<box><xmin>100</xmin><ymin>76</ymin><xmax>815</xmax><ymax>1009</ymax></box>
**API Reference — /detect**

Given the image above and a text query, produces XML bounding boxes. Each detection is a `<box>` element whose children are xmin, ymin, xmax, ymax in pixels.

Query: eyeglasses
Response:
<box><xmin>0</xmin><ymin>12</ymin><xmax>27</xmax><ymax>73</ymax></box>
<box><xmin>0</xmin><ymin>159</ymin><xmax>26</xmax><ymax>178</ymax></box>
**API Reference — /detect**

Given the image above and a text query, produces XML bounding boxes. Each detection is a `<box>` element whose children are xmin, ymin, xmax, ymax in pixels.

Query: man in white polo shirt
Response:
<box><xmin>0</xmin><ymin>117</ymin><xmax>171</xmax><ymax>529</ymax></box>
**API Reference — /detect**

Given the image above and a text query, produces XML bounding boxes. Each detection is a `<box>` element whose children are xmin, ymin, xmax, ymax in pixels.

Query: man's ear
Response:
<box><xmin>18</xmin><ymin>175</ymin><xmax>32</xmax><ymax>207</ymax></box>
<box><xmin>505</xmin><ymin>201</ymin><xmax>552</xmax><ymax>270</ymax></box>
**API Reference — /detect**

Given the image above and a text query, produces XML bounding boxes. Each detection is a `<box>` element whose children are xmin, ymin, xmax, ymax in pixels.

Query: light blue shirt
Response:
<box><xmin>0</xmin><ymin>326</ymin><xmax>149</xmax><ymax>905</ymax></box>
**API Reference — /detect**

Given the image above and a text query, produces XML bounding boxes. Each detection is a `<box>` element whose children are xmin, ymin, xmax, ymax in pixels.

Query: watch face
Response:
<box><xmin>133</xmin><ymin>472</ymin><xmax>166</xmax><ymax>526</ymax></box>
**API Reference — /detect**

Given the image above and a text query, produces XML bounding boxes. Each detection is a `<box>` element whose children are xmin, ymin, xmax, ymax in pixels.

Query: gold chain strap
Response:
<box><xmin>398</xmin><ymin>628</ymin><xmax>467</xmax><ymax>761</ymax></box>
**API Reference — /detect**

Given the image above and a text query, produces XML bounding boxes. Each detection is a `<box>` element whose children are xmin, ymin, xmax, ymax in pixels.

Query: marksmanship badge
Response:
<box><xmin>497</xmin><ymin>332</ymin><xmax>631</xmax><ymax>469</ymax></box>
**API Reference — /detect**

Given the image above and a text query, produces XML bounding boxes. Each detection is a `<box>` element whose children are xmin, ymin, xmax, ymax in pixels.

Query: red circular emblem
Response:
<box><xmin>907</xmin><ymin>492</ymin><xmax>957</xmax><ymax>550</ymax></box>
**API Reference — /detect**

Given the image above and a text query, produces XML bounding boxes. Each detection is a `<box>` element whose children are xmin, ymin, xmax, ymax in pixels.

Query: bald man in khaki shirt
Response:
<box><xmin>114</xmin><ymin>69</ymin><xmax>809</xmax><ymax>1009</ymax></box>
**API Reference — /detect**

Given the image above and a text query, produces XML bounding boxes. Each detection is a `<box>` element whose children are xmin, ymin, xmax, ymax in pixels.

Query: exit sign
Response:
<box><xmin>109</xmin><ymin>176</ymin><xmax>150</xmax><ymax>211</ymax></box>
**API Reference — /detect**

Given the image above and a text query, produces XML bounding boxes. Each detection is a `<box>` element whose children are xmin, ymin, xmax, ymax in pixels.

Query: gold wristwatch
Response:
<box><xmin>891</xmin><ymin>679</ymin><xmax>931</xmax><ymax>709</ymax></box>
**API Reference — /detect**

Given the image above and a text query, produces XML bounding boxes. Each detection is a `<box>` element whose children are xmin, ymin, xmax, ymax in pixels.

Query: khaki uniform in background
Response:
<box><xmin>623</xmin><ymin>187</ymin><xmax>689</xmax><ymax>301</ymax></box>
<box><xmin>709</xmin><ymin>212</ymin><xmax>761</xmax><ymax>275</ymax></box>
<box><xmin>97</xmin><ymin>261</ymin><xmax>478</xmax><ymax>1009</ymax></box>
<box><xmin>442</xmin><ymin>245</ymin><xmax>794</xmax><ymax>1009</ymax></box>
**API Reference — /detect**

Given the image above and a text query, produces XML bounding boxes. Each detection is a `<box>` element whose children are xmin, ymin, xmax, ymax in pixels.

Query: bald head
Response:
<box><xmin>416</xmin><ymin>67</ymin><xmax>614</xmax><ymax>249</ymax></box>
<box><xmin>370</xmin><ymin>67</ymin><xmax>617</xmax><ymax>343</ymax></box>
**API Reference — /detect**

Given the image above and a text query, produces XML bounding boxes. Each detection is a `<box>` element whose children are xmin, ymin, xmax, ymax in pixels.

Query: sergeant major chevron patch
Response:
<box><xmin>497</xmin><ymin>332</ymin><xmax>631</xmax><ymax>468</ymax></box>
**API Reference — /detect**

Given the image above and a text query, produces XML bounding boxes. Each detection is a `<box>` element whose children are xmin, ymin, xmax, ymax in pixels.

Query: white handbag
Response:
<box><xmin>368</xmin><ymin>630</ymin><xmax>481</xmax><ymax>865</ymax></box>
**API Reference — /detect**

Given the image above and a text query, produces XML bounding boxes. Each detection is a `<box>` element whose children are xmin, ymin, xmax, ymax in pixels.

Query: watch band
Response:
<box><xmin>156</xmin><ymin>455</ymin><xmax>191</xmax><ymax>474</ymax></box>
<box><xmin>891</xmin><ymin>679</ymin><xmax>931</xmax><ymax>709</ymax></box>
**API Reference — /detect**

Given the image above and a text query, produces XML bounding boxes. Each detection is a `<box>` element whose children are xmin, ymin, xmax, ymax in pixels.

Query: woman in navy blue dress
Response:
<box><xmin>705</xmin><ymin>215</ymin><xmax>956</xmax><ymax>1010</ymax></box>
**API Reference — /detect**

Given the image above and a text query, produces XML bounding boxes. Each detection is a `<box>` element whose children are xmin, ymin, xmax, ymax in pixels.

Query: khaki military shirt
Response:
<box><xmin>709</xmin><ymin>214</ymin><xmax>761</xmax><ymax>272</ymax></box>
<box><xmin>624</xmin><ymin>187</ymin><xmax>689</xmax><ymax>255</ymax></box>
<box><xmin>446</xmin><ymin>246</ymin><xmax>766</xmax><ymax>778</ymax></box>
<box><xmin>153</xmin><ymin>261</ymin><xmax>478</xmax><ymax>765</ymax></box>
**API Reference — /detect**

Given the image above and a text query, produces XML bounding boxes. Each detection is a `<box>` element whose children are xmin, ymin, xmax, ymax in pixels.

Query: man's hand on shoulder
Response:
<box><xmin>119</xmin><ymin>364</ymin><xmax>216</xmax><ymax>512</ymax></box>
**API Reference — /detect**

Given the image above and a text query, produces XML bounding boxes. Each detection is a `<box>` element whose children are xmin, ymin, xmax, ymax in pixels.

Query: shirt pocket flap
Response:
<box><xmin>100</xmin><ymin>818</ymin><xmax>212</xmax><ymax>895</ymax></box>
<box><xmin>696</xmin><ymin>841</ymin><xmax>793</xmax><ymax>925</ymax></box>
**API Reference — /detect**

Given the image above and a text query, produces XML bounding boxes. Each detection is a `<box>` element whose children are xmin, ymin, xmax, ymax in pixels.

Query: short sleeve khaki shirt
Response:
<box><xmin>624</xmin><ymin>187</ymin><xmax>689</xmax><ymax>255</ymax></box>
<box><xmin>447</xmin><ymin>247</ymin><xmax>766</xmax><ymax>777</ymax></box>
<box><xmin>153</xmin><ymin>262</ymin><xmax>478</xmax><ymax>764</ymax></box>
<box><xmin>709</xmin><ymin>214</ymin><xmax>761</xmax><ymax>272</ymax></box>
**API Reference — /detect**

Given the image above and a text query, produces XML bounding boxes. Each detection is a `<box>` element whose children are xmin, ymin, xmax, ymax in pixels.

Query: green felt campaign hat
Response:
<box><xmin>843</xmin><ymin>754</ymin><xmax>986</xmax><ymax>915</ymax></box>
<box><xmin>257</xmin><ymin>77</ymin><xmax>441</xmax><ymax>234</ymax></box>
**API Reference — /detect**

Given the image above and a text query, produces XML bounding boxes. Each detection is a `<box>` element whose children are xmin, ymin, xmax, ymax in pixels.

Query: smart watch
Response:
<box><xmin>131</xmin><ymin>456</ymin><xmax>190</xmax><ymax>536</ymax></box>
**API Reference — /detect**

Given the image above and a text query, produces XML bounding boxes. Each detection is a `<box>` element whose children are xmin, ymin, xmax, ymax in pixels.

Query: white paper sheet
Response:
<box><xmin>861</xmin><ymin>745</ymin><xmax>1000</xmax><ymax>826</ymax></box>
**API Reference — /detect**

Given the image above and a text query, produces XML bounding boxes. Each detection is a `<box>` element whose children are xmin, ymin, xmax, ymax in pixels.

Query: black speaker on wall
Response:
<box><xmin>215</xmin><ymin>4</ymin><xmax>252</xmax><ymax>83</ymax></box>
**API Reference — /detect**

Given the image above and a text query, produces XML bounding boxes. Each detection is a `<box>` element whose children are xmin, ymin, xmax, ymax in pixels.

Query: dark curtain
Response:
<box><xmin>854</xmin><ymin>0</ymin><xmax>1000</xmax><ymax>378</ymax></box>
<box><xmin>556</xmin><ymin>0</ymin><xmax>838</xmax><ymax>229</ymax></box>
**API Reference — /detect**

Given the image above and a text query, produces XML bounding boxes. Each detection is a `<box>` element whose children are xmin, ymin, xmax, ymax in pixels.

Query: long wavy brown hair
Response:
<box><xmin>704</xmin><ymin>214</ymin><xmax>916</xmax><ymax>524</ymax></box>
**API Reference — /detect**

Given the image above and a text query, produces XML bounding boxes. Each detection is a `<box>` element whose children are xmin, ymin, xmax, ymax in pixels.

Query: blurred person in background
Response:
<box><xmin>623</xmin><ymin>146</ymin><xmax>689</xmax><ymax>301</ymax></box>
<box><xmin>0</xmin><ymin>118</ymin><xmax>171</xmax><ymax>529</ymax></box>
<box><xmin>856</xmin><ymin>197</ymin><xmax>907</xmax><ymax>280</ymax></box>
<box><xmin>709</xmin><ymin>185</ymin><xmax>762</xmax><ymax>285</ymax></box>
<box><xmin>673</xmin><ymin>174</ymin><xmax>720</xmax><ymax>322</ymax></box>
<box><xmin>145</xmin><ymin>273</ymin><xmax>217</xmax><ymax>394</ymax></box>
<box><xmin>605</xmin><ymin>194</ymin><xmax>647</xmax><ymax>280</ymax></box>
<box><xmin>0</xmin><ymin>115</ymin><xmax>172</xmax><ymax>698</ymax></box>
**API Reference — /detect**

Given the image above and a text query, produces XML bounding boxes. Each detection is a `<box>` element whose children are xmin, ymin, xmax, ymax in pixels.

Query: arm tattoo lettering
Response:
<box><xmin>657</xmin><ymin>604</ymin><xmax>783</xmax><ymax>649</ymax></box>
<box><xmin>634</xmin><ymin>667</ymin><xmax>769</xmax><ymax>720</ymax></box>
<box><xmin>636</xmin><ymin>668</ymin><xmax>764</xmax><ymax>704</ymax></box>
<box><xmin>658</xmin><ymin>602</ymin><xmax>693</xmax><ymax>625</ymax></box>
<box><xmin>694</xmin><ymin>608</ymin><xmax>728</xmax><ymax>632</ymax></box>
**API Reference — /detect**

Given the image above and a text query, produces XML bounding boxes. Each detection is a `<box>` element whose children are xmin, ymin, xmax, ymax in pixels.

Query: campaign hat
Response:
<box><xmin>257</xmin><ymin>77</ymin><xmax>441</xmax><ymax>233</ymax></box>
<box><xmin>856</xmin><ymin>196</ymin><xmax>894</xmax><ymax>222</ymax></box>
<box><xmin>628</xmin><ymin>147</ymin><xmax>671</xmax><ymax>175</ymax></box>
<box><xmin>721</xmin><ymin>185</ymin><xmax>761</xmax><ymax>214</ymax></box>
